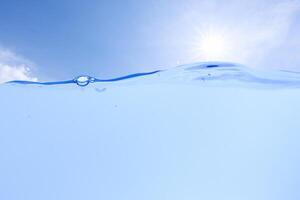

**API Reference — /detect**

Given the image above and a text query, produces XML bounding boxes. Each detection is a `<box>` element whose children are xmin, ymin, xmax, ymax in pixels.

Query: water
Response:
<box><xmin>1</xmin><ymin>62</ymin><xmax>300</xmax><ymax>200</ymax></box>
<box><xmin>6</xmin><ymin>70</ymin><xmax>162</xmax><ymax>87</ymax></box>
<box><xmin>6</xmin><ymin>62</ymin><xmax>300</xmax><ymax>88</ymax></box>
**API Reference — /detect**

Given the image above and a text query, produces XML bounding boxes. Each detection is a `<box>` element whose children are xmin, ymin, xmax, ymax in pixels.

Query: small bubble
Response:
<box><xmin>74</xmin><ymin>75</ymin><xmax>93</xmax><ymax>87</ymax></box>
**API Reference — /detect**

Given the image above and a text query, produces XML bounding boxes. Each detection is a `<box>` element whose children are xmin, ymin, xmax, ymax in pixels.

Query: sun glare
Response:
<box><xmin>193</xmin><ymin>29</ymin><xmax>233</xmax><ymax>61</ymax></box>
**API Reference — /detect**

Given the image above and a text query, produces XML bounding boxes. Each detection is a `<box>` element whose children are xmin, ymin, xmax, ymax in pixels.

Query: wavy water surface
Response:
<box><xmin>5</xmin><ymin>62</ymin><xmax>300</xmax><ymax>88</ymax></box>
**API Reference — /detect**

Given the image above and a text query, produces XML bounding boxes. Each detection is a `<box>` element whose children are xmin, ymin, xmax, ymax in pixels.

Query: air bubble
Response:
<box><xmin>74</xmin><ymin>75</ymin><xmax>94</xmax><ymax>87</ymax></box>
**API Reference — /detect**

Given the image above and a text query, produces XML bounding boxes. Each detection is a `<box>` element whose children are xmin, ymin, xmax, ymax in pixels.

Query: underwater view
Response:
<box><xmin>1</xmin><ymin>0</ymin><xmax>300</xmax><ymax>199</ymax></box>
<box><xmin>1</xmin><ymin>62</ymin><xmax>300</xmax><ymax>199</ymax></box>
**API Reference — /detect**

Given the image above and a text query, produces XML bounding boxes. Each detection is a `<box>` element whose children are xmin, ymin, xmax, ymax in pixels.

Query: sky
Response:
<box><xmin>0</xmin><ymin>0</ymin><xmax>300</xmax><ymax>82</ymax></box>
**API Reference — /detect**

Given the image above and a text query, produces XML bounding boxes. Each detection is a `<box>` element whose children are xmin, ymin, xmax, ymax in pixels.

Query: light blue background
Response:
<box><xmin>1</xmin><ymin>67</ymin><xmax>300</xmax><ymax>199</ymax></box>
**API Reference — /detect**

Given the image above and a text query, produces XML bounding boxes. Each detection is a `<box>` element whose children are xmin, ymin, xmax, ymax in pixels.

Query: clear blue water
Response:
<box><xmin>1</xmin><ymin>62</ymin><xmax>300</xmax><ymax>200</ymax></box>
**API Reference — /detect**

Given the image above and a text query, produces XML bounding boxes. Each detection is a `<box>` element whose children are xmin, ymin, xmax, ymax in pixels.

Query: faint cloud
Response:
<box><xmin>0</xmin><ymin>49</ymin><xmax>37</xmax><ymax>83</ymax></box>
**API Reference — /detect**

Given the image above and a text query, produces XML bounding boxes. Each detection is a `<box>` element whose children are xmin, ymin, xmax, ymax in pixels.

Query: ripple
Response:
<box><xmin>5</xmin><ymin>62</ymin><xmax>300</xmax><ymax>88</ymax></box>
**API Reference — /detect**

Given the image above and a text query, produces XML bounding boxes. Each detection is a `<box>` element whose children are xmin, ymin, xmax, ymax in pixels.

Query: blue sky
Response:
<box><xmin>0</xmin><ymin>0</ymin><xmax>300</xmax><ymax>82</ymax></box>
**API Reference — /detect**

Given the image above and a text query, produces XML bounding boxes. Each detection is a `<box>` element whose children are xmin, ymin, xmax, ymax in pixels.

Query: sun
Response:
<box><xmin>193</xmin><ymin>29</ymin><xmax>233</xmax><ymax>61</ymax></box>
<box><xmin>201</xmin><ymin>33</ymin><xmax>226</xmax><ymax>58</ymax></box>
